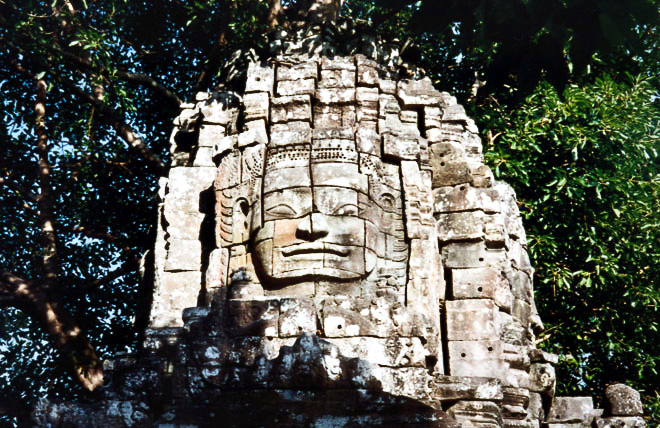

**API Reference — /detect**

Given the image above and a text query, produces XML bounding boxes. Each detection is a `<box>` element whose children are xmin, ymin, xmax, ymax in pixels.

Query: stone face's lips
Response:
<box><xmin>281</xmin><ymin>243</ymin><xmax>349</xmax><ymax>257</ymax></box>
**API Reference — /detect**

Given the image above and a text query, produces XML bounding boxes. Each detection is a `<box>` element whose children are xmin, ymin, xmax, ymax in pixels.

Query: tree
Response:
<box><xmin>482</xmin><ymin>76</ymin><xmax>660</xmax><ymax>423</ymax></box>
<box><xmin>0</xmin><ymin>0</ymin><xmax>658</xmax><ymax>426</ymax></box>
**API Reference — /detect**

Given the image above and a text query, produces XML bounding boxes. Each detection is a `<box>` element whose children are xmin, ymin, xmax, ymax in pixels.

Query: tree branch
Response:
<box><xmin>0</xmin><ymin>37</ymin><xmax>168</xmax><ymax>177</ymax></box>
<box><xmin>35</xmin><ymin>79</ymin><xmax>58</xmax><ymax>288</ymax></box>
<box><xmin>71</xmin><ymin>259</ymin><xmax>139</xmax><ymax>295</ymax></box>
<box><xmin>0</xmin><ymin>271</ymin><xmax>103</xmax><ymax>391</ymax></box>
<box><xmin>59</xmin><ymin>79</ymin><xmax>168</xmax><ymax>177</ymax></box>
<box><xmin>61</xmin><ymin>51</ymin><xmax>182</xmax><ymax>106</ymax></box>
<box><xmin>0</xmin><ymin>176</ymin><xmax>38</xmax><ymax>202</ymax></box>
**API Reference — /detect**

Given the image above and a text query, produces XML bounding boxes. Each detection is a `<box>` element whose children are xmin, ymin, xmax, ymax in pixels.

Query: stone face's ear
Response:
<box><xmin>232</xmin><ymin>198</ymin><xmax>251</xmax><ymax>245</ymax></box>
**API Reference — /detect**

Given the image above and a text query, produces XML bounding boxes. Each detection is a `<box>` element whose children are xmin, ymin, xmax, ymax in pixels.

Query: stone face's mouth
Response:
<box><xmin>281</xmin><ymin>243</ymin><xmax>349</xmax><ymax>257</ymax></box>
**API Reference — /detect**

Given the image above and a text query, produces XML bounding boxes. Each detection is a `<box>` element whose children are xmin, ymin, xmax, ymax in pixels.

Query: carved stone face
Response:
<box><xmin>250</xmin><ymin>143</ymin><xmax>405</xmax><ymax>288</ymax></box>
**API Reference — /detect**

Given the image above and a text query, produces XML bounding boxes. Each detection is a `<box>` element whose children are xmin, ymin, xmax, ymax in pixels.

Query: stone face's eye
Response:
<box><xmin>331</xmin><ymin>203</ymin><xmax>358</xmax><ymax>216</ymax></box>
<box><xmin>266</xmin><ymin>204</ymin><xmax>297</xmax><ymax>217</ymax></box>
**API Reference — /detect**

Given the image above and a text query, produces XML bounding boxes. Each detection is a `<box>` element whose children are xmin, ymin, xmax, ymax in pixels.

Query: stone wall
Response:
<box><xmin>33</xmin><ymin>49</ymin><xmax>646</xmax><ymax>428</ymax></box>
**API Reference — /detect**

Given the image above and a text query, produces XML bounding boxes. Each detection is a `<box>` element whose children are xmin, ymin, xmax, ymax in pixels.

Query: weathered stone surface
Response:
<box><xmin>434</xmin><ymin>185</ymin><xmax>502</xmax><ymax>213</ymax></box>
<box><xmin>447</xmin><ymin>400</ymin><xmax>502</xmax><ymax>428</ymax></box>
<box><xmin>397</xmin><ymin>78</ymin><xmax>442</xmax><ymax>106</ymax></box>
<box><xmin>596</xmin><ymin>416</ymin><xmax>646</xmax><ymax>428</ymax></box>
<box><xmin>278</xmin><ymin>298</ymin><xmax>317</xmax><ymax>337</ymax></box>
<box><xmin>451</xmin><ymin>267</ymin><xmax>513</xmax><ymax>310</ymax></box>
<box><xmin>605</xmin><ymin>384</ymin><xmax>644</xmax><ymax>416</ymax></box>
<box><xmin>277</xmin><ymin>78</ymin><xmax>316</xmax><ymax>96</ymax></box>
<box><xmin>431</xmin><ymin>376</ymin><xmax>503</xmax><ymax>401</ymax></box>
<box><xmin>446</xmin><ymin>299</ymin><xmax>499</xmax><ymax>341</ymax></box>
<box><xmin>165</xmin><ymin>239</ymin><xmax>202</xmax><ymax>271</ymax></box>
<box><xmin>243</xmin><ymin>91</ymin><xmax>269</xmax><ymax>121</ymax></box>
<box><xmin>530</xmin><ymin>363</ymin><xmax>556</xmax><ymax>394</ymax></box>
<box><xmin>277</xmin><ymin>63</ymin><xmax>317</xmax><ymax>81</ymax></box>
<box><xmin>245</xmin><ymin>62</ymin><xmax>274</xmax><ymax>94</ymax></box>
<box><xmin>547</xmin><ymin>397</ymin><xmax>594</xmax><ymax>423</ymax></box>
<box><xmin>443</xmin><ymin>242</ymin><xmax>508</xmax><ymax>270</ymax></box>
<box><xmin>316</xmin><ymin>87</ymin><xmax>356</xmax><ymax>104</ymax></box>
<box><xmin>271</xmin><ymin>95</ymin><xmax>312</xmax><ymax>122</ymax></box>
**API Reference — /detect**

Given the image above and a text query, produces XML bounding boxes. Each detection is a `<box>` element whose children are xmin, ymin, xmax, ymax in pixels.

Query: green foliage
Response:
<box><xmin>481</xmin><ymin>75</ymin><xmax>660</xmax><ymax>423</ymax></box>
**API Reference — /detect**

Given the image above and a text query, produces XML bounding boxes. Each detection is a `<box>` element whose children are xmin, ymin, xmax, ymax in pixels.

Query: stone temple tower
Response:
<box><xmin>34</xmin><ymin>20</ymin><xmax>646</xmax><ymax>428</ymax></box>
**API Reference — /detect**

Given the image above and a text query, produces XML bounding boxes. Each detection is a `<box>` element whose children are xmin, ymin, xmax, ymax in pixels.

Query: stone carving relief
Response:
<box><xmin>33</xmin><ymin>48</ymin><xmax>647</xmax><ymax>428</ymax></box>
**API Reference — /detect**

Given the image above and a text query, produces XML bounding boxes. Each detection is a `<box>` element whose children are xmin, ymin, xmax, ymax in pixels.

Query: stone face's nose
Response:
<box><xmin>296</xmin><ymin>213</ymin><xmax>329</xmax><ymax>241</ymax></box>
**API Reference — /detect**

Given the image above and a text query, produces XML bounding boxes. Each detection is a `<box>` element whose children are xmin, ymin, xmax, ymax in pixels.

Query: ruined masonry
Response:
<box><xmin>34</xmin><ymin>50</ymin><xmax>646</xmax><ymax>428</ymax></box>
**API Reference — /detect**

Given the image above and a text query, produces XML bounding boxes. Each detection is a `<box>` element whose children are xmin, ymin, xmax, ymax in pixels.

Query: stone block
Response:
<box><xmin>502</xmin><ymin>386</ymin><xmax>530</xmax><ymax>419</ymax></box>
<box><xmin>165</xmin><ymin>239</ymin><xmax>202</xmax><ymax>271</ymax></box>
<box><xmin>529</xmin><ymin>348</ymin><xmax>559</xmax><ymax>365</ymax></box>
<box><xmin>447</xmin><ymin>400</ymin><xmax>502</xmax><ymax>428</ymax></box>
<box><xmin>167</xmin><ymin>167</ymin><xmax>216</xmax><ymax>198</ymax></box>
<box><xmin>193</xmin><ymin>146</ymin><xmax>214</xmax><ymax>166</ymax></box>
<box><xmin>270</xmin><ymin>121</ymin><xmax>312</xmax><ymax>145</ymax></box>
<box><xmin>276</xmin><ymin>78</ymin><xmax>316</xmax><ymax>96</ymax></box>
<box><xmin>325</xmin><ymin>337</ymin><xmax>428</xmax><ymax>367</ymax></box>
<box><xmin>206</xmin><ymin>247</ymin><xmax>228</xmax><ymax>290</ymax></box>
<box><xmin>316</xmin><ymin>88</ymin><xmax>356</xmax><ymax>104</ymax></box>
<box><xmin>451</xmin><ymin>267</ymin><xmax>512</xmax><ymax>310</ymax></box>
<box><xmin>245</xmin><ymin>62</ymin><xmax>274</xmax><ymax>94</ymax></box>
<box><xmin>605</xmin><ymin>384</ymin><xmax>644</xmax><ymax>416</ymax></box>
<box><xmin>547</xmin><ymin>397</ymin><xmax>594</xmax><ymax>423</ymax></box>
<box><xmin>442</xmin><ymin>242</ymin><xmax>508</xmax><ymax>270</ymax></box>
<box><xmin>320</xmin><ymin>304</ymin><xmax>378</xmax><ymax>337</ymax></box>
<box><xmin>429</xmin><ymin>141</ymin><xmax>466</xmax><ymax>164</ymax></box>
<box><xmin>436</xmin><ymin>211</ymin><xmax>485</xmax><ymax>241</ymax></box>
<box><xmin>243</xmin><ymin>92</ymin><xmax>269</xmax><ymax>121</ymax></box>
<box><xmin>321</xmin><ymin>56</ymin><xmax>355</xmax><ymax>71</ymax></box>
<box><xmin>431</xmin><ymin>375</ymin><xmax>503</xmax><ymax>401</ymax></box>
<box><xmin>484</xmin><ymin>219</ymin><xmax>507</xmax><ymax>246</ymax></box>
<box><xmin>320</xmin><ymin>69</ymin><xmax>355</xmax><ymax>88</ymax></box>
<box><xmin>397</xmin><ymin>78</ymin><xmax>442</xmax><ymax>106</ymax></box>
<box><xmin>357</xmin><ymin>104</ymin><xmax>378</xmax><ymax>123</ymax></box>
<box><xmin>271</xmin><ymin>95</ymin><xmax>311</xmax><ymax>123</ymax></box>
<box><xmin>356</xmin><ymin>127</ymin><xmax>380</xmax><ymax>155</ymax></box>
<box><xmin>278</xmin><ymin>298</ymin><xmax>317</xmax><ymax>337</ymax></box>
<box><xmin>446</xmin><ymin>299</ymin><xmax>499</xmax><ymax>341</ymax></box>
<box><xmin>357</xmin><ymin>86</ymin><xmax>379</xmax><ymax>103</ymax></box>
<box><xmin>432</xmin><ymin>160</ymin><xmax>473</xmax><ymax>186</ymax></box>
<box><xmin>511</xmin><ymin>270</ymin><xmax>533</xmax><ymax>303</ymax></box>
<box><xmin>314</xmin><ymin>104</ymin><xmax>356</xmax><ymax>127</ymax></box>
<box><xmin>198</xmin><ymin>100</ymin><xmax>237</xmax><ymax>125</ymax></box>
<box><xmin>512</xmin><ymin>298</ymin><xmax>531</xmax><ymax>327</ymax></box>
<box><xmin>379</xmin><ymin>94</ymin><xmax>401</xmax><ymax>117</ymax></box>
<box><xmin>433</xmin><ymin>185</ymin><xmax>502</xmax><ymax>213</ymax></box>
<box><xmin>472</xmin><ymin>163</ymin><xmax>495</xmax><ymax>188</ymax></box>
<box><xmin>357</xmin><ymin>58</ymin><xmax>379</xmax><ymax>86</ymax></box>
<box><xmin>425</xmin><ymin>106</ymin><xmax>443</xmax><ymax>129</ymax></box>
<box><xmin>277</xmin><ymin>63</ymin><xmax>317</xmax><ymax>81</ymax></box>
<box><xmin>382</xmin><ymin>133</ymin><xmax>419</xmax><ymax>161</ymax></box>
<box><xmin>400</xmin><ymin>110</ymin><xmax>418</xmax><ymax>124</ymax></box>
<box><xmin>163</xmin><ymin>209</ymin><xmax>205</xmax><ymax>239</ymax></box>
<box><xmin>443</xmin><ymin>103</ymin><xmax>469</xmax><ymax>122</ymax></box>
<box><xmin>528</xmin><ymin>392</ymin><xmax>545</xmax><ymax>422</ymax></box>
<box><xmin>237</xmin><ymin>125</ymin><xmax>268</xmax><ymax>148</ymax></box>
<box><xmin>227</xmin><ymin>299</ymin><xmax>279</xmax><ymax>337</ymax></box>
<box><xmin>596</xmin><ymin>417</ymin><xmax>646</xmax><ymax>428</ymax></box>
<box><xmin>198</xmin><ymin>124</ymin><xmax>225</xmax><ymax>148</ymax></box>
<box><xmin>530</xmin><ymin>363</ymin><xmax>556</xmax><ymax>394</ymax></box>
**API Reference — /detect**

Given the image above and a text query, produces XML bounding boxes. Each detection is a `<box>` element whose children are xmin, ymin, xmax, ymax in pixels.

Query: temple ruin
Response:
<box><xmin>33</xmin><ymin>21</ymin><xmax>646</xmax><ymax>428</ymax></box>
